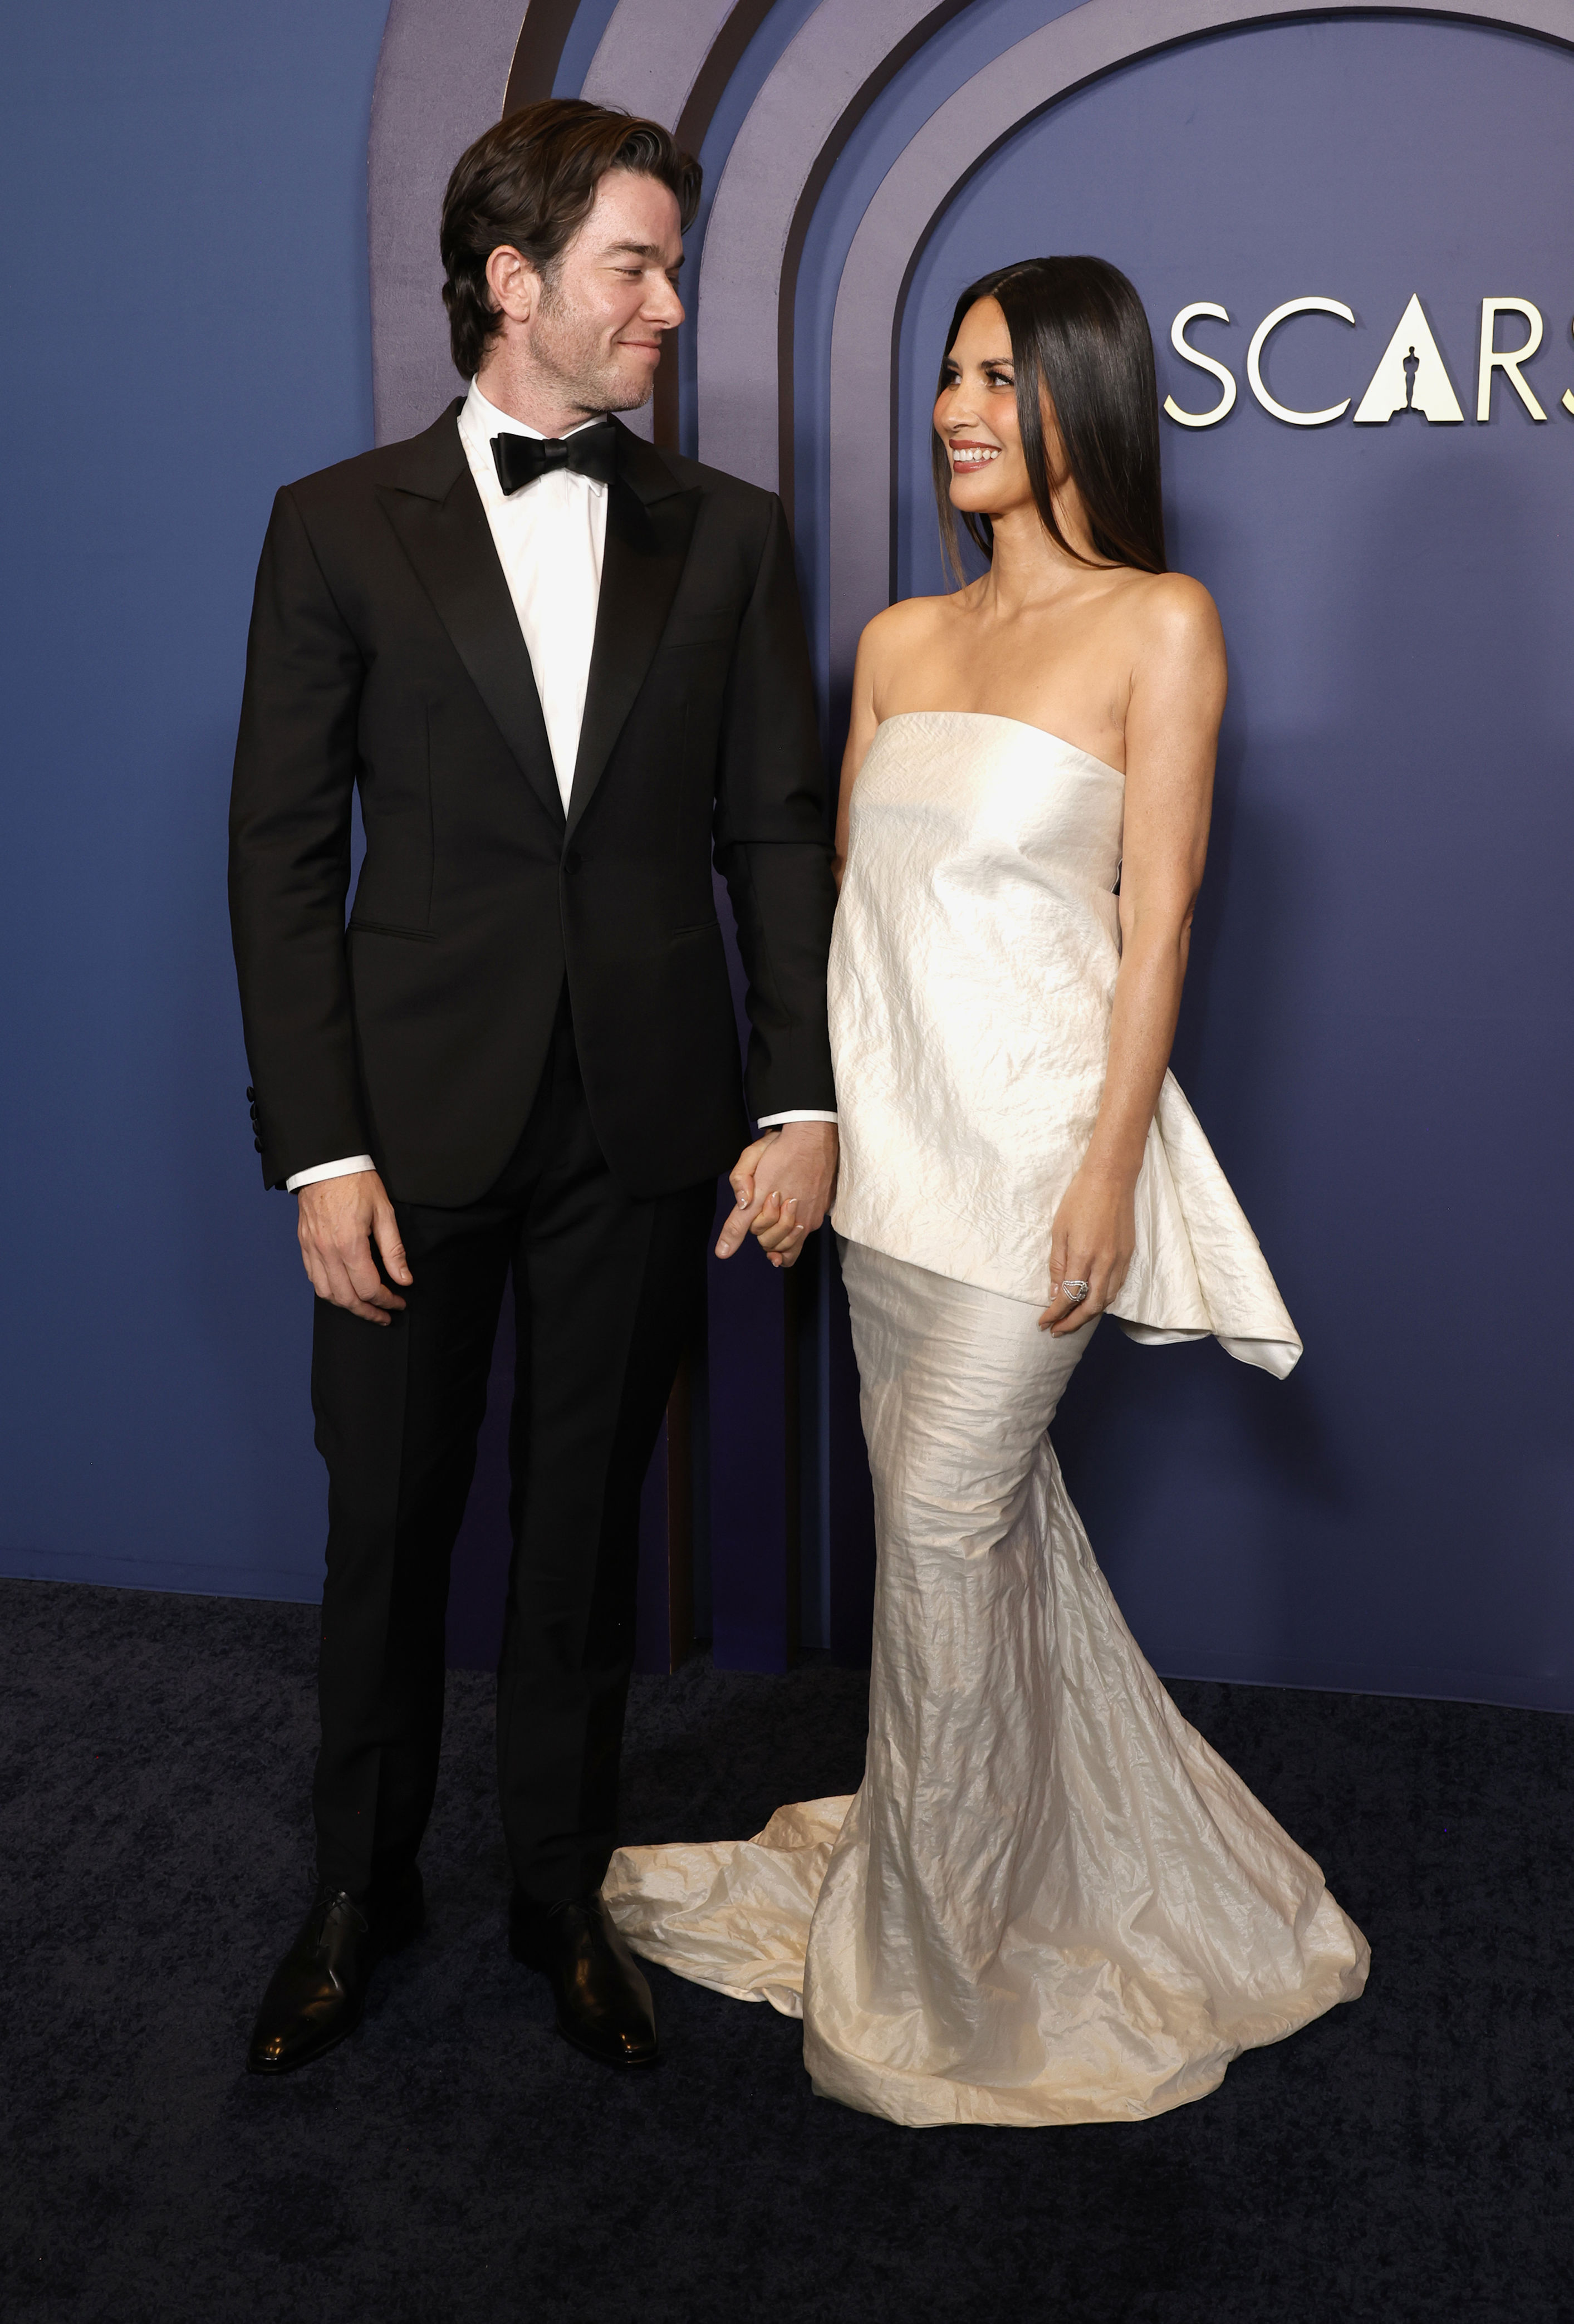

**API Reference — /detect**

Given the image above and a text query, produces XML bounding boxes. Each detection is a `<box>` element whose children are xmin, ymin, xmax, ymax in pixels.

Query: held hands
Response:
<box><xmin>1038</xmin><ymin>1164</ymin><xmax>1137</xmax><ymax>1336</ymax></box>
<box><xmin>715</xmin><ymin>1121</ymin><xmax>839</xmax><ymax>1270</ymax></box>
<box><xmin>297</xmin><ymin>1169</ymin><xmax>413</xmax><ymax>1325</ymax></box>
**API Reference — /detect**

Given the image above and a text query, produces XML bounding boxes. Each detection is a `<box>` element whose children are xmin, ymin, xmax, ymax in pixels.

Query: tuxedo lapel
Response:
<box><xmin>566</xmin><ymin>424</ymin><xmax>700</xmax><ymax>844</ymax></box>
<box><xmin>376</xmin><ymin>406</ymin><xmax>564</xmax><ymax>833</ymax></box>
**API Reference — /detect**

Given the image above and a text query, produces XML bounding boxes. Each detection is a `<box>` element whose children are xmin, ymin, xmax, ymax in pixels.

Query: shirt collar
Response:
<box><xmin>462</xmin><ymin>379</ymin><xmax>608</xmax><ymax>491</ymax></box>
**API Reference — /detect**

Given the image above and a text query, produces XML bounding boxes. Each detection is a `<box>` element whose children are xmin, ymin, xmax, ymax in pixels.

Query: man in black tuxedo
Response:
<box><xmin>230</xmin><ymin>100</ymin><xmax>837</xmax><ymax>2075</ymax></box>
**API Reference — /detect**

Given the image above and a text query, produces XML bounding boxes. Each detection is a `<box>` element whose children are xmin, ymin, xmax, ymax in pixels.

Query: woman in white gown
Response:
<box><xmin>606</xmin><ymin>257</ymin><xmax>1367</xmax><ymax>2126</ymax></box>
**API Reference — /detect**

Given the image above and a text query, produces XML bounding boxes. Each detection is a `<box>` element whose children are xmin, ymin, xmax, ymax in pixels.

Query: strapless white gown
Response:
<box><xmin>607</xmin><ymin>712</ymin><xmax>1368</xmax><ymax>2126</ymax></box>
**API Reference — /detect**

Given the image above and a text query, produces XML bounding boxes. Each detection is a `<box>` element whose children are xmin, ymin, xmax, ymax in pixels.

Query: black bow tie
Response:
<box><xmin>491</xmin><ymin>418</ymin><xmax>617</xmax><ymax>496</ymax></box>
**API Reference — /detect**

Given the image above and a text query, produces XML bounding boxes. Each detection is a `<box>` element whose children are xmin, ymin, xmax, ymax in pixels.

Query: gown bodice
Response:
<box><xmin>827</xmin><ymin>710</ymin><xmax>1301</xmax><ymax>1376</ymax></box>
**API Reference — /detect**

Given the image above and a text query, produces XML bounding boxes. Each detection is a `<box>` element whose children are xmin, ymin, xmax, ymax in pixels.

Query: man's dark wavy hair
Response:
<box><xmin>440</xmin><ymin>99</ymin><xmax>702</xmax><ymax>381</ymax></box>
<box><xmin>933</xmin><ymin>257</ymin><xmax>1167</xmax><ymax>578</ymax></box>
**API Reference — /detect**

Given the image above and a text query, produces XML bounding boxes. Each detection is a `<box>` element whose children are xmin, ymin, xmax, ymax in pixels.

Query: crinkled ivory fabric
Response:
<box><xmin>607</xmin><ymin>1249</ymin><xmax>1368</xmax><ymax>2126</ymax></box>
<box><xmin>605</xmin><ymin>711</ymin><xmax>1366</xmax><ymax>2125</ymax></box>
<box><xmin>827</xmin><ymin>710</ymin><xmax>1301</xmax><ymax>1377</ymax></box>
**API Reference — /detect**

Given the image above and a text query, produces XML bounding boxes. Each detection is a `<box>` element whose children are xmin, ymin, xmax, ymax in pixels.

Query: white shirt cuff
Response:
<box><xmin>756</xmin><ymin>1111</ymin><xmax>839</xmax><ymax>1129</ymax></box>
<box><xmin>285</xmin><ymin>1155</ymin><xmax>376</xmax><ymax>1192</ymax></box>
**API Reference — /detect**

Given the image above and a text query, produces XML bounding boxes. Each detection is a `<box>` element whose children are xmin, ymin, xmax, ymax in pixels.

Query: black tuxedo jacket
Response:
<box><xmin>229</xmin><ymin>405</ymin><xmax>837</xmax><ymax>1205</ymax></box>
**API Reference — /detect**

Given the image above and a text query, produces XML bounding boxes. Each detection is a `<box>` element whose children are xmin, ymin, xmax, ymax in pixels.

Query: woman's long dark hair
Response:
<box><xmin>933</xmin><ymin>256</ymin><xmax>1166</xmax><ymax>578</ymax></box>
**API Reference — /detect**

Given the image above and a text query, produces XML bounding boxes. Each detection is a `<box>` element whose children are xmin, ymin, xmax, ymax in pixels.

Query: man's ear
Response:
<box><xmin>484</xmin><ymin>244</ymin><xmax>539</xmax><ymax>326</ymax></box>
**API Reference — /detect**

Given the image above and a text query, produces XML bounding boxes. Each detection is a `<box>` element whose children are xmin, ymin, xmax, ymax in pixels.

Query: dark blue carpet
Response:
<box><xmin>2</xmin><ymin>1577</ymin><xmax>1569</xmax><ymax>2322</ymax></box>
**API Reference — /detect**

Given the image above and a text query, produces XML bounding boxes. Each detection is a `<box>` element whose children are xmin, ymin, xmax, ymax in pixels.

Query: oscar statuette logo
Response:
<box><xmin>1164</xmin><ymin>294</ymin><xmax>1574</xmax><ymax>428</ymax></box>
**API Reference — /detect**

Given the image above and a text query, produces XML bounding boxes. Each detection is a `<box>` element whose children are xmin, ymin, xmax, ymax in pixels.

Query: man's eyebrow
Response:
<box><xmin>601</xmin><ymin>238</ymin><xmax>684</xmax><ymax>268</ymax></box>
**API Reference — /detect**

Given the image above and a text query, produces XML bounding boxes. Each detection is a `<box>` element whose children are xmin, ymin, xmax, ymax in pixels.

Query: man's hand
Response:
<box><xmin>297</xmin><ymin>1169</ymin><xmax>413</xmax><ymax>1324</ymax></box>
<box><xmin>715</xmin><ymin>1122</ymin><xmax>839</xmax><ymax>1270</ymax></box>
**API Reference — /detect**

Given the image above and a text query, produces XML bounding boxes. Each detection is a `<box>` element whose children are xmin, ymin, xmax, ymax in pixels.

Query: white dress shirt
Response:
<box><xmin>285</xmin><ymin>381</ymin><xmax>831</xmax><ymax>1193</ymax></box>
<box><xmin>459</xmin><ymin>380</ymin><xmax>607</xmax><ymax>812</ymax></box>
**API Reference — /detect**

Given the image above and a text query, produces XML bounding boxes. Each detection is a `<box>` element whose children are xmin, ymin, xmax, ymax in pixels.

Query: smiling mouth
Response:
<box><xmin>950</xmin><ymin>444</ymin><xmax>1000</xmax><ymax>468</ymax></box>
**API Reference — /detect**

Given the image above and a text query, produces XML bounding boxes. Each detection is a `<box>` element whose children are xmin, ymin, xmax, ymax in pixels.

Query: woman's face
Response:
<box><xmin>935</xmin><ymin>297</ymin><xmax>1033</xmax><ymax>519</ymax></box>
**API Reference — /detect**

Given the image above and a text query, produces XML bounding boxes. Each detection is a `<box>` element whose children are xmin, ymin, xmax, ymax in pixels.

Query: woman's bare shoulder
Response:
<box><xmin>859</xmin><ymin>590</ymin><xmax>964</xmax><ymax>666</ymax></box>
<box><xmin>1121</xmin><ymin>567</ymin><xmax>1223</xmax><ymax>655</ymax></box>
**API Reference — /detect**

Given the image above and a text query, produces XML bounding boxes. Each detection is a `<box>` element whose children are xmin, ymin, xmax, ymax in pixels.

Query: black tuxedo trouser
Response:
<box><xmin>307</xmin><ymin>992</ymin><xmax>714</xmax><ymax>1906</ymax></box>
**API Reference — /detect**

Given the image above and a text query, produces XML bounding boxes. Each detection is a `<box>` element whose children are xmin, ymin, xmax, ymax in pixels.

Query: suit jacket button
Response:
<box><xmin>563</xmin><ymin>850</ymin><xmax>581</xmax><ymax>876</ymax></box>
<box><xmin>246</xmin><ymin>1086</ymin><xmax>255</xmax><ymax>1100</ymax></box>
<box><xmin>253</xmin><ymin>1138</ymin><xmax>264</xmax><ymax>1153</ymax></box>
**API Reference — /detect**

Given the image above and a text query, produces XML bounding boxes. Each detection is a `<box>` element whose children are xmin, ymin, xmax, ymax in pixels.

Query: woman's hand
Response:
<box><xmin>1038</xmin><ymin>1165</ymin><xmax>1137</xmax><ymax>1335</ymax></box>
<box><xmin>715</xmin><ymin>1122</ymin><xmax>839</xmax><ymax>1269</ymax></box>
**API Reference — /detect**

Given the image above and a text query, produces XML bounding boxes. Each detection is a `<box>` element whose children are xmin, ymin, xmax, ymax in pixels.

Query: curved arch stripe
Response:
<box><xmin>825</xmin><ymin>0</ymin><xmax>1574</xmax><ymax>684</ymax></box>
<box><xmin>369</xmin><ymin>0</ymin><xmax>537</xmax><ymax>444</ymax></box>
<box><xmin>502</xmin><ymin>0</ymin><xmax>584</xmax><ymax>111</ymax></box>
<box><xmin>695</xmin><ymin>0</ymin><xmax>956</xmax><ymax>489</ymax></box>
<box><xmin>582</xmin><ymin>0</ymin><xmax>739</xmax><ymax>129</ymax></box>
<box><xmin>580</xmin><ymin>0</ymin><xmax>776</xmax><ymax>444</ymax></box>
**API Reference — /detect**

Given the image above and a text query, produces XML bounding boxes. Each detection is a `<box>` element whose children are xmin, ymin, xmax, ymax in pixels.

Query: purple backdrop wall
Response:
<box><xmin>377</xmin><ymin>0</ymin><xmax>1574</xmax><ymax>1705</ymax></box>
<box><xmin>896</xmin><ymin>13</ymin><xmax>1574</xmax><ymax>1707</ymax></box>
<box><xmin>3</xmin><ymin>0</ymin><xmax>1570</xmax><ymax>1715</ymax></box>
<box><xmin>0</xmin><ymin>0</ymin><xmax>390</xmax><ymax>1602</ymax></box>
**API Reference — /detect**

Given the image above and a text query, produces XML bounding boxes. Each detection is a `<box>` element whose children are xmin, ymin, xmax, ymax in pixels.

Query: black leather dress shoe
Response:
<box><xmin>509</xmin><ymin>1889</ymin><xmax>658</xmax><ymax>2068</ymax></box>
<box><xmin>246</xmin><ymin>1866</ymin><xmax>424</xmax><ymax>2076</ymax></box>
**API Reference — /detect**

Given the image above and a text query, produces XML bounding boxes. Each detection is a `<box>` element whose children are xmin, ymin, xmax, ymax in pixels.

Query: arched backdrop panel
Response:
<box><xmin>895</xmin><ymin>14</ymin><xmax>1574</xmax><ymax>1700</ymax></box>
<box><xmin>365</xmin><ymin>0</ymin><xmax>1574</xmax><ymax>1704</ymax></box>
<box><xmin>3</xmin><ymin>2</ymin><xmax>1562</xmax><ymax>1704</ymax></box>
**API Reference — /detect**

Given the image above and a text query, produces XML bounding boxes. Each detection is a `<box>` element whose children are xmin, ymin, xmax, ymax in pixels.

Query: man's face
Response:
<box><xmin>527</xmin><ymin>169</ymin><xmax>685</xmax><ymax>415</ymax></box>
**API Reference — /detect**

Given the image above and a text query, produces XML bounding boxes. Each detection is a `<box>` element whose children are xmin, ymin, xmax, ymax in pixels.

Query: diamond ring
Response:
<box><xmin>1060</xmin><ymin>1278</ymin><xmax>1091</xmax><ymax>1306</ymax></box>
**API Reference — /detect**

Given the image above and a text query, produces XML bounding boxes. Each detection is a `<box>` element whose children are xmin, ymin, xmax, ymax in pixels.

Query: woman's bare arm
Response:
<box><xmin>834</xmin><ymin>604</ymin><xmax>918</xmax><ymax>885</ymax></box>
<box><xmin>719</xmin><ymin>606</ymin><xmax>895</xmax><ymax>1267</ymax></box>
<box><xmin>1041</xmin><ymin>575</ymin><xmax>1227</xmax><ymax>1333</ymax></box>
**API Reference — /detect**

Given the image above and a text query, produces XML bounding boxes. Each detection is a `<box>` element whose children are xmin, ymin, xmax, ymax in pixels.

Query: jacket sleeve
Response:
<box><xmin>228</xmin><ymin>486</ymin><xmax>370</xmax><ymax>1188</ymax></box>
<box><xmin>712</xmin><ymin>493</ymin><xmax>839</xmax><ymax>1124</ymax></box>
